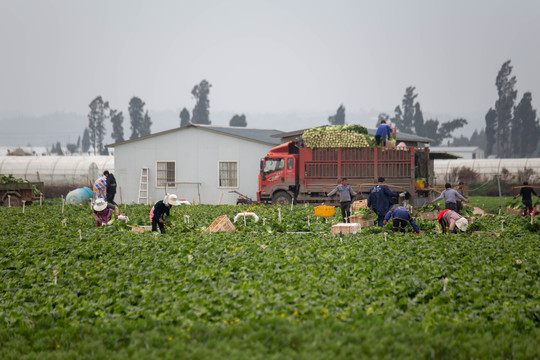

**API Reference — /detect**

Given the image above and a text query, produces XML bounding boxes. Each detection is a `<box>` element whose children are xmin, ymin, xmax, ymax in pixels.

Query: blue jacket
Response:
<box><xmin>375</xmin><ymin>124</ymin><xmax>391</xmax><ymax>140</ymax></box>
<box><xmin>384</xmin><ymin>206</ymin><xmax>420</xmax><ymax>233</ymax></box>
<box><xmin>368</xmin><ymin>184</ymin><xmax>398</xmax><ymax>215</ymax></box>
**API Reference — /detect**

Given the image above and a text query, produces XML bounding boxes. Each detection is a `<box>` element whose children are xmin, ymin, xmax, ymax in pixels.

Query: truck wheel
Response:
<box><xmin>272</xmin><ymin>191</ymin><xmax>292</xmax><ymax>205</ymax></box>
<box><xmin>2</xmin><ymin>195</ymin><xmax>21</xmax><ymax>207</ymax></box>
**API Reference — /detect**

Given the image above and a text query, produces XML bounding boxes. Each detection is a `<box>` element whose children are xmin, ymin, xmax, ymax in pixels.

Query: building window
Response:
<box><xmin>157</xmin><ymin>161</ymin><xmax>175</xmax><ymax>187</ymax></box>
<box><xmin>218</xmin><ymin>161</ymin><xmax>238</xmax><ymax>188</ymax></box>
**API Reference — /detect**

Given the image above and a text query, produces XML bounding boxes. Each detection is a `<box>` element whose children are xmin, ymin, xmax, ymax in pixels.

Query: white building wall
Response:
<box><xmin>113</xmin><ymin>127</ymin><xmax>274</xmax><ymax>205</ymax></box>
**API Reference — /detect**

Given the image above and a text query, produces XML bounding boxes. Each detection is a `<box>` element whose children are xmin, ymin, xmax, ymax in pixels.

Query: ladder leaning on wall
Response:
<box><xmin>138</xmin><ymin>168</ymin><xmax>149</xmax><ymax>205</ymax></box>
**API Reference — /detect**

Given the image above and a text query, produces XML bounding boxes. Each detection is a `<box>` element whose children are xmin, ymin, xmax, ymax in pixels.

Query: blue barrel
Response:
<box><xmin>66</xmin><ymin>187</ymin><xmax>93</xmax><ymax>204</ymax></box>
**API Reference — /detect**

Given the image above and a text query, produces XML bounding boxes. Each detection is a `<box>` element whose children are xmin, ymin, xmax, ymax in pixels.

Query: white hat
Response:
<box><xmin>455</xmin><ymin>218</ymin><xmax>469</xmax><ymax>232</ymax></box>
<box><xmin>93</xmin><ymin>198</ymin><xmax>107</xmax><ymax>211</ymax></box>
<box><xmin>164</xmin><ymin>194</ymin><xmax>178</xmax><ymax>206</ymax></box>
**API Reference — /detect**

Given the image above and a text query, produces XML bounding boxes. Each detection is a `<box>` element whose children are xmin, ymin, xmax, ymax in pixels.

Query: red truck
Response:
<box><xmin>258</xmin><ymin>141</ymin><xmax>430</xmax><ymax>206</ymax></box>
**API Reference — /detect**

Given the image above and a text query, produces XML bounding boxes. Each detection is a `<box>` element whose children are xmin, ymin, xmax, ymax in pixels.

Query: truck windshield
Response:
<box><xmin>263</xmin><ymin>158</ymin><xmax>284</xmax><ymax>174</ymax></box>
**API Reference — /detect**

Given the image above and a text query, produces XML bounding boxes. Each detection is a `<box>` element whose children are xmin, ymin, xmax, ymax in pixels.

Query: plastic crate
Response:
<box><xmin>314</xmin><ymin>205</ymin><xmax>335</xmax><ymax>217</ymax></box>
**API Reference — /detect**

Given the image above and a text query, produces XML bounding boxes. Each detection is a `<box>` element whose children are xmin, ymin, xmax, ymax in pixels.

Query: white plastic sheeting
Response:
<box><xmin>0</xmin><ymin>156</ymin><xmax>114</xmax><ymax>186</ymax></box>
<box><xmin>433</xmin><ymin>158</ymin><xmax>540</xmax><ymax>185</ymax></box>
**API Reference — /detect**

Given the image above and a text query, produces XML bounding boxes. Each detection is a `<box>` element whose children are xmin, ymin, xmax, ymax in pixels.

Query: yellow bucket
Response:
<box><xmin>314</xmin><ymin>205</ymin><xmax>335</xmax><ymax>217</ymax></box>
<box><xmin>415</xmin><ymin>180</ymin><xmax>425</xmax><ymax>189</ymax></box>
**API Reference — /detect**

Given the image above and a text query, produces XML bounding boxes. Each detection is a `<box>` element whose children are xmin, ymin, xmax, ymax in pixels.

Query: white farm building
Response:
<box><xmin>106</xmin><ymin>125</ymin><xmax>283</xmax><ymax>205</ymax></box>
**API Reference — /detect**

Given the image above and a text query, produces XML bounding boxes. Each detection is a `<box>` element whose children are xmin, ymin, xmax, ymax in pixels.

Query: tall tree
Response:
<box><xmin>179</xmin><ymin>107</ymin><xmax>190</xmax><ymax>127</ymax></box>
<box><xmin>140</xmin><ymin>110</ymin><xmax>152</xmax><ymax>137</ymax></box>
<box><xmin>82</xmin><ymin>128</ymin><xmax>90</xmax><ymax>153</ymax></box>
<box><xmin>484</xmin><ymin>108</ymin><xmax>497</xmax><ymax>157</ymax></box>
<box><xmin>400</xmin><ymin>87</ymin><xmax>417</xmax><ymax>133</ymax></box>
<box><xmin>110</xmin><ymin>109</ymin><xmax>125</xmax><ymax>143</ymax></box>
<box><xmin>129</xmin><ymin>97</ymin><xmax>146</xmax><ymax>139</ymax></box>
<box><xmin>328</xmin><ymin>104</ymin><xmax>346</xmax><ymax>125</ymax></box>
<box><xmin>437</xmin><ymin>118</ymin><xmax>468</xmax><ymax>145</ymax></box>
<box><xmin>88</xmin><ymin>96</ymin><xmax>109</xmax><ymax>155</ymax></box>
<box><xmin>494</xmin><ymin>60</ymin><xmax>517</xmax><ymax>158</ymax></box>
<box><xmin>230</xmin><ymin>114</ymin><xmax>247</xmax><ymax>127</ymax></box>
<box><xmin>513</xmin><ymin>92</ymin><xmax>539</xmax><ymax>157</ymax></box>
<box><xmin>413</xmin><ymin>102</ymin><xmax>425</xmax><ymax>136</ymax></box>
<box><xmin>390</xmin><ymin>105</ymin><xmax>403</xmax><ymax>131</ymax></box>
<box><xmin>191</xmin><ymin>80</ymin><xmax>212</xmax><ymax>125</ymax></box>
<box><xmin>55</xmin><ymin>141</ymin><xmax>64</xmax><ymax>156</ymax></box>
<box><xmin>423</xmin><ymin>119</ymin><xmax>439</xmax><ymax>143</ymax></box>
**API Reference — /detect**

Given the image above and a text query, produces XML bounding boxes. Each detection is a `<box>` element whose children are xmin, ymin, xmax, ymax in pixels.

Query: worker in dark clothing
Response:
<box><xmin>150</xmin><ymin>194</ymin><xmax>178</xmax><ymax>233</ymax></box>
<box><xmin>383</xmin><ymin>206</ymin><xmax>420</xmax><ymax>234</ymax></box>
<box><xmin>514</xmin><ymin>182</ymin><xmax>538</xmax><ymax>216</ymax></box>
<box><xmin>375</xmin><ymin>120</ymin><xmax>392</xmax><ymax>146</ymax></box>
<box><xmin>368</xmin><ymin>177</ymin><xmax>401</xmax><ymax>227</ymax></box>
<box><xmin>327</xmin><ymin>178</ymin><xmax>357</xmax><ymax>223</ymax></box>
<box><xmin>104</xmin><ymin>170</ymin><xmax>118</xmax><ymax>205</ymax></box>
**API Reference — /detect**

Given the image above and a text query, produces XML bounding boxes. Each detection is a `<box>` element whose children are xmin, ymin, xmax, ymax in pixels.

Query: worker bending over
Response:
<box><xmin>438</xmin><ymin>209</ymin><xmax>468</xmax><ymax>234</ymax></box>
<box><xmin>93</xmin><ymin>198</ymin><xmax>119</xmax><ymax>227</ymax></box>
<box><xmin>383</xmin><ymin>206</ymin><xmax>420</xmax><ymax>234</ymax></box>
<box><xmin>150</xmin><ymin>194</ymin><xmax>178</xmax><ymax>234</ymax></box>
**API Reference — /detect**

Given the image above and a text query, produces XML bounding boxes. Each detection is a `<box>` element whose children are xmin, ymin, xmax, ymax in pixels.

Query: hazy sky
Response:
<box><xmin>1</xmin><ymin>0</ymin><xmax>539</xmax><ymax>122</ymax></box>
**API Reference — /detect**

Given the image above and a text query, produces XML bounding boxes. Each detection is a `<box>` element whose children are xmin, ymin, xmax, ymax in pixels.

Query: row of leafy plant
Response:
<box><xmin>1</xmin><ymin>201</ymin><xmax>539</xmax><ymax>359</ymax></box>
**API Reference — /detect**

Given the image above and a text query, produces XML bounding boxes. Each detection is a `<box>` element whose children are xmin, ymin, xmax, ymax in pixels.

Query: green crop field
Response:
<box><xmin>1</xmin><ymin>200</ymin><xmax>539</xmax><ymax>359</ymax></box>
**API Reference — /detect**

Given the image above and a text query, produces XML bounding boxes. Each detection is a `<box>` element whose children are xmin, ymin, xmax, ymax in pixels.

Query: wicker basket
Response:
<box><xmin>314</xmin><ymin>205</ymin><xmax>335</xmax><ymax>217</ymax></box>
<box><xmin>204</xmin><ymin>215</ymin><xmax>236</xmax><ymax>233</ymax></box>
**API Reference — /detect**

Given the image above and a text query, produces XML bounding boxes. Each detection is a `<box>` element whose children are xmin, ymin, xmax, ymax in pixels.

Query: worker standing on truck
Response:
<box><xmin>431</xmin><ymin>183</ymin><xmax>468</xmax><ymax>211</ymax></box>
<box><xmin>438</xmin><ymin>209</ymin><xmax>468</xmax><ymax>234</ymax></box>
<box><xmin>327</xmin><ymin>178</ymin><xmax>357</xmax><ymax>223</ymax></box>
<box><xmin>92</xmin><ymin>172</ymin><xmax>107</xmax><ymax>201</ymax></box>
<box><xmin>150</xmin><ymin>194</ymin><xmax>178</xmax><ymax>234</ymax></box>
<box><xmin>375</xmin><ymin>120</ymin><xmax>392</xmax><ymax>146</ymax></box>
<box><xmin>513</xmin><ymin>182</ymin><xmax>538</xmax><ymax>216</ymax></box>
<box><xmin>383</xmin><ymin>206</ymin><xmax>420</xmax><ymax>234</ymax></box>
<box><xmin>368</xmin><ymin>177</ymin><xmax>400</xmax><ymax>227</ymax></box>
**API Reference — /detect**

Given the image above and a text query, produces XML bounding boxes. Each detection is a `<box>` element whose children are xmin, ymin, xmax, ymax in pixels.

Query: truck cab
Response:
<box><xmin>258</xmin><ymin>142</ymin><xmax>298</xmax><ymax>204</ymax></box>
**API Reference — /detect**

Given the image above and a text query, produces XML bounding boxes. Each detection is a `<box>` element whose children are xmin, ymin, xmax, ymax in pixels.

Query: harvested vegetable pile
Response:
<box><xmin>303</xmin><ymin>125</ymin><xmax>373</xmax><ymax>148</ymax></box>
<box><xmin>0</xmin><ymin>174</ymin><xmax>41</xmax><ymax>196</ymax></box>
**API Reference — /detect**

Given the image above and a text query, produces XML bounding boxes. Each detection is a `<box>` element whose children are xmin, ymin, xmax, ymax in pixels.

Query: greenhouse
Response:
<box><xmin>0</xmin><ymin>156</ymin><xmax>114</xmax><ymax>187</ymax></box>
<box><xmin>433</xmin><ymin>158</ymin><xmax>540</xmax><ymax>185</ymax></box>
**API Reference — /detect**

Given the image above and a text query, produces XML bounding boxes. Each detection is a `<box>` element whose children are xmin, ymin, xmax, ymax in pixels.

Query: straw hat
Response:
<box><xmin>93</xmin><ymin>198</ymin><xmax>107</xmax><ymax>212</ymax></box>
<box><xmin>455</xmin><ymin>218</ymin><xmax>469</xmax><ymax>232</ymax></box>
<box><xmin>164</xmin><ymin>194</ymin><xmax>178</xmax><ymax>206</ymax></box>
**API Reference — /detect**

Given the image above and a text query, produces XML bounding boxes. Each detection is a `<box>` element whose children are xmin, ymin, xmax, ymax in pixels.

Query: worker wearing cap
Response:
<box><xmin>327</xmin><ymin>178</ymin><xmax>357</xmax><ymax>223</ymax></box>
<box><xmin>431</xmin><ymin>183</ymin><xmax>468</xmax><ymax>211</ymax></box>
<box><xmin>150</xmin><ymin>194</ymin><xmax>178</xmax><ymax>234</ymax></box>
<box><xmin>92</xmin><ymin>198</ymin><xmax>119</xmax><ymax>227</ymax></box>
<box><xmin>513</xmin><ymin>182</ymin><xmax>538</xmax><ymax>216</ymax></box>
<box><xmin>383</xmin><ymin>206</ymin><xmax>420</xmax><ymax>234</ymax></box>
<box><xmin>438</xmin><ymin>209</ymin><xmax>468</xmax><ymax>234</ymax></box>
<box><xmin>368</xmin><ymin>177</ymin><xmax>401</xmax><ymax>227</ymax></box>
